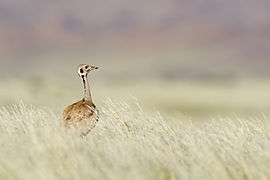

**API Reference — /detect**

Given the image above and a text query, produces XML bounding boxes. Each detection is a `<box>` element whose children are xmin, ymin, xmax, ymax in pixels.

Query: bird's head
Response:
<box><xmin>77</xmin><ymin>64</ymin><xmax>99</xmax><ymax>77</ymax></box>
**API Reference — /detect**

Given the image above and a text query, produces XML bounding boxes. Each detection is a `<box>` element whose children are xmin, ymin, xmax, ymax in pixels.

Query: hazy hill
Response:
<box><xmin>0</xmin><ymin>0</ymin><xmax>270</xmax><ymax>79</ymax></box>
<box><xmin>0</xmin><ymin>0</ymin><xmax>270</xmax><ymax>47</ymax></box>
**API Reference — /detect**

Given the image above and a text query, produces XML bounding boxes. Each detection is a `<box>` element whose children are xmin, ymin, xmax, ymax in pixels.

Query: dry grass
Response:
<box><xmin>0</xmin><ymin>99</ymin><xmax>270</xmax><ymax>180</ymax></box>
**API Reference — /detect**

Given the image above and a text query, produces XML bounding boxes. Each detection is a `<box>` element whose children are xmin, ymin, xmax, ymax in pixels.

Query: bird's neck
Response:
<box><xmin>82</xmin><ymin>75</ymin><xmax>92</xmax><ymax>102</ymax></box>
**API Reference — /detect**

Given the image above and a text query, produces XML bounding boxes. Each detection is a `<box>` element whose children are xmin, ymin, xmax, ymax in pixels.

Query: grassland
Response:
<box><xmin>1</xmin><ymin>78</ymin><xmax>270</xmax><ymax>119</ymax></box>
<box><xmin>1</xmin><ymin>58</ymin><xmax>270</xmax><ymax>180</ymax></box>
<box><xmin>0</xmin><ymin>98</ymin><xmax>270</xmax><ymax>180</ymax></box>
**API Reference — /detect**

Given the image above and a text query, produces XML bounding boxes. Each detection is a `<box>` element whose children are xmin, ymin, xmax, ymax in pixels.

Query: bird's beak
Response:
<box><xmin>89</xmin><ymin>66</ymin><xmax>99</xmax><ymax>70</ymax></box>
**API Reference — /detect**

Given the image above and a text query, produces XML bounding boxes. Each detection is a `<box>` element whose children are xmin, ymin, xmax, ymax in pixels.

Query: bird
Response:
<box><xmin>61</xmin><ymin>64</ymin><xmax>99</xmax><ymax>136</ymax></box>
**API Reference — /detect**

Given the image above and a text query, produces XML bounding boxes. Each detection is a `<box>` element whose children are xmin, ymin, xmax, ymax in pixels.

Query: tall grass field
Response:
<box><xmin>0</xmin><ymin>99</ymin><xmax>270</xmax><ymax>180</ymax></box>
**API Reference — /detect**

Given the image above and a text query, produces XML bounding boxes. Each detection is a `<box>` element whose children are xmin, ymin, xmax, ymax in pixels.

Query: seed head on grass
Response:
<box><xmin>0</xmin><ymin>99</ymin><xmax>270</xmax><ymax>180</ymax></box>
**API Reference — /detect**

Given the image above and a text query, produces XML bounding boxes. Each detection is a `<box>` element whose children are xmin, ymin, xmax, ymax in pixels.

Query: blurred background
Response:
<box><xmin>1</xmin><ymin>0</ymin><xmax>270</xmax><ymax>120</ymax></box>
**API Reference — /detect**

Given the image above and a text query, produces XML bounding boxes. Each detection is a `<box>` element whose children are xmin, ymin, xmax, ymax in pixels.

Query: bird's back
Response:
<box><xmin>61</xmin><ymin>100</ymin><xmax>99</xmax><ymax>136</ymax></box>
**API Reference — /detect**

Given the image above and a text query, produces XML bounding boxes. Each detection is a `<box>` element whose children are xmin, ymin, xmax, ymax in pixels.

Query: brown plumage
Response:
<box><xmin>61</xmin><ymin>64</ymin><xmax>99</xmax><ymax>136</ymax></box>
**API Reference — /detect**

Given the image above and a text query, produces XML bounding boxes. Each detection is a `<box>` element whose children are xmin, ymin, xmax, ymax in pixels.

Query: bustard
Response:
<box><xmin>61</xmin><ymin>64</ymin><xmax>99</xmax><ymax>136</ymax></box>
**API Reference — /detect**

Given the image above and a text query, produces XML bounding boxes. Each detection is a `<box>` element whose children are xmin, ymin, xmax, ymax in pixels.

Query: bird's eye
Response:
<box><xmin>85</xmin><ymin>65</ymin><xmax>89</xmax><ymax>69</ymax></box>
<box><xmin>80</xmin><ymin>68</ymin><xmax>84</xmax><ymax>73</ymax></box>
